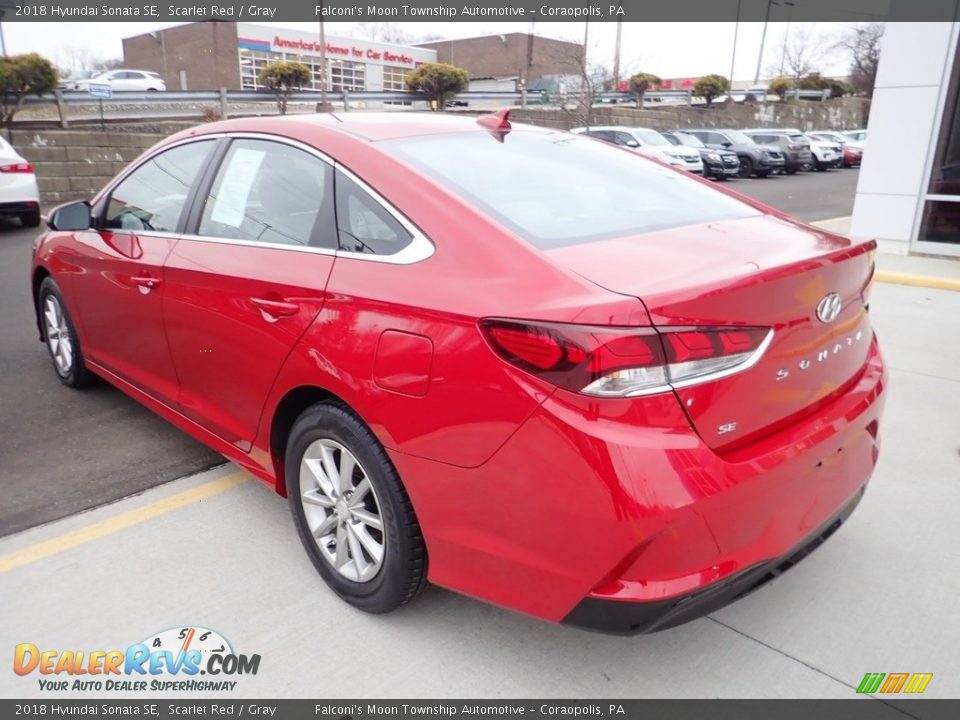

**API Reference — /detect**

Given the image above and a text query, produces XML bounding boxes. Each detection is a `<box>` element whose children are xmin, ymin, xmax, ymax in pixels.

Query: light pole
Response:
<box><xmin>754</xmin><ymin>0</ymin><xmax>796</xmax><ymax>85</ymax></box>
<box><xmin>778</xmin><ymin>4</ymin><xmax>797</xmax><ymax>77</ymax></box>
<box><xmin>317</xmin><ymin>13</ymin><xmax>330</xmax><ymax>112</ymax></box>
<box><xmin>729</xmin><ymin>0</ymin><xmax>741</xmax><ymax>90</ymax></box>
<box><xmin>613</xmin><ymin>19</ymin><xmax>623</xmax><ymax>91</ymax></box>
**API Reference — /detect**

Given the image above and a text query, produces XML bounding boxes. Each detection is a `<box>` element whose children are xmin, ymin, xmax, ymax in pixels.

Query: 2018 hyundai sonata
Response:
<box><xmin>31</xmin><ymin>112</ymin><xmax>885</xmax><ymax>634</ymax></box>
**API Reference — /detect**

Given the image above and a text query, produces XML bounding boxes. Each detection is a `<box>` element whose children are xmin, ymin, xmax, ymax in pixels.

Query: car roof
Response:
<box><xmin>183</xmin><ymin>112</ymin><xmax>564</xmax><ymax>143</ymax></box>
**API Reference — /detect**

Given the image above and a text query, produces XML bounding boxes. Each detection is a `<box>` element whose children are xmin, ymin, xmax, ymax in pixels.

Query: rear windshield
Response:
<box><xmin>380</xmin><ymin>131</ymin><xmax>756</xmax><ymax>250</ymax></box>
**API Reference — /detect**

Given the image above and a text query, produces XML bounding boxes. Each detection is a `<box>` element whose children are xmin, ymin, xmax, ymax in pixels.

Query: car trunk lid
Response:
<box><xmin>547</xmin><ymin>214</ymin><xmax>876</xmax><ymax>450</ymax></box>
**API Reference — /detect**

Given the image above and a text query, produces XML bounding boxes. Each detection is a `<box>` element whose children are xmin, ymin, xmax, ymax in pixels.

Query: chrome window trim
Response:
<box><xmin>334</xmin><ymin>163</ymin><xmax>436</xmax><ymax>265</ymax></box>
<box><xmin>97</xmin><ymin>133</ymin><xmax>227</xmax><ymax>205</ymax></box>
<box><xmin>176</xmin><ymin>232</ymin><xmax>337</xmax><ymax>257</ymax></box>
<box><xmin>161</xmin><ymin>131</ymin><xmax>435</xmax><ymax>265</ymax></box>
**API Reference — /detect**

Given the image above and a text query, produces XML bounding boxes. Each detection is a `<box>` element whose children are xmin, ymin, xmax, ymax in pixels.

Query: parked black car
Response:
<box><xmin>662</xmin><ymin>130</ymin><xmax>740</xmax><ymax>180</ymax></box>
<box><xmin>686</xmin><ymin>129</ymin><xmax>785</xmax><ymax>178</ymax></box>
<box><xmin>742</xmin><ymin>130</ymin><xmax>812</xmax><ymax>174</ymax></box>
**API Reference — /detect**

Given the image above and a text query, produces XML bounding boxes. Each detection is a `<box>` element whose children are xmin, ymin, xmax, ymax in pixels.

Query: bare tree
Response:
<box><xmin>541</xmin><ymin>40</ymin><xmax>608</xmax><ymax>127</ymax></box>
<box><xmin>775</xmin><ymin>27</ymin><xmax>835</xmax><ymax>84</ymax></box>
<box><xmin>353</xmin><ymin>22</ymin><xmax>416</xmax><ymax>45</ymax></box>
<box><xmin>836</xmin><ymin>23</ymin><xmax>884</xmax><ymax>97</ymax></box>
<box><xmin>56</xmin><ymin>45</ymin><xmax>119</xmax><ymax>73</ymax></box>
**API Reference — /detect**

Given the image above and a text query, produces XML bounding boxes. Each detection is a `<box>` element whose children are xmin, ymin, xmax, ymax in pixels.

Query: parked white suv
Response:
<box><xmin>70</xmin><ymin>69</ymin><xmax>166</xmax><ymax>92</ymax></box>
<box><xmin>570</xmin><ymin>126</ymin><xmax>704</xmax><ymax>174</ymax></box>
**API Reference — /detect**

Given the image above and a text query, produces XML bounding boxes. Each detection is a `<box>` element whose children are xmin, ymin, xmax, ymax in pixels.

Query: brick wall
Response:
<box><xmin>123</xmin><ymin>22</ymin><xmax>241</xmax><ymax>91</ymax></box>
<box><xmin>11</xmin><ymin>130</ymin><xmax>167</xmax><ymax>206</ymax></box>
<box><xmin>418</xmin><ymin>34</ymin><xmax>583</xmax><ymax>81</ymax></box>
<box><xmin>511</xmin><ymin>97</ymin><xmax>871</xmax><ymax>132</ymax></box>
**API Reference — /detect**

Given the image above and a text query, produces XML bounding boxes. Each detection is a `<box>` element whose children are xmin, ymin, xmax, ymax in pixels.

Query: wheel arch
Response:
<box><xmin>32</xmin><ymin>266</ymin><xmax>51</xmax><ymax>339</ymax></box>
<box><xmin>268</xmin><ymin>384</ymin><xmax>357</xmax><ymax>496</ymax></box>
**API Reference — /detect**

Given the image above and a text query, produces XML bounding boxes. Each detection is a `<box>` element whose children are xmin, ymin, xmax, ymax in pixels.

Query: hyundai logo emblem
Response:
<box><xmin>816</xmin><ymin>293</ymin><xmax>842</xmax><ymax>323</ymax></box>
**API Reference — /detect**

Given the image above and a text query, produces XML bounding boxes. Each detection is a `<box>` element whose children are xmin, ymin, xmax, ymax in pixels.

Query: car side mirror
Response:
<box><xmin>624</xmin><ymin>139</ymin><xmax>640</xmax><ymax>148</ymax></box>
<box><xmin>721</xmin><ymin>141</ymin><xmax>732</xmax><ymax>148</ymax></box>
<box><xmin>47</xmin><ymin>200</ymin><xmax>92</xmax><ymax>231</ymax></box>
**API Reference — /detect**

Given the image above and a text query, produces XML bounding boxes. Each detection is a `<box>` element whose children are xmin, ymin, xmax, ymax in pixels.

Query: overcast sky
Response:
<box><xmin>4</xmin><ymin>21</ymin><xmax>857</xmax><ymax>82</ymax></box>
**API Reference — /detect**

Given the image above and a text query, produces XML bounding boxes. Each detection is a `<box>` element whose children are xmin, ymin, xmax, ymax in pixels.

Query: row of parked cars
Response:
<box><xmin>570</xmin><ymin>125</ymin><xmax>866</xmax><ymax>179</ymax></box>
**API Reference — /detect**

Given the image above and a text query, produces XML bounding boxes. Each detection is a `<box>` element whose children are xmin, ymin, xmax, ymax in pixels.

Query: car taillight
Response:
<box><xmin>0</xmin><ymin>162</ymin><xmax>34</xmax><ymax>173</ymax></box>
<box><xmin>480</xmin><ymin>319</ymin><xmax>772</xmax><ymax>398</ymax></box>
<box><xmin>788</xmin><ymin>143</ymin><xmax>802</xmax><ymax>151</ymax></box>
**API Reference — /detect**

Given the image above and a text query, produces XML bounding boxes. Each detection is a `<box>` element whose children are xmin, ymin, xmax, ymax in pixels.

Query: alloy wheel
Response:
<box><xmin>44</xmin><ymin>295</ymin><xmax>73</xmax><ymax>377</ymax></box>
<box><xmin>299</xmin><ymin>439</ymin><xmax>385</xmax><ymax>583</ymax></box>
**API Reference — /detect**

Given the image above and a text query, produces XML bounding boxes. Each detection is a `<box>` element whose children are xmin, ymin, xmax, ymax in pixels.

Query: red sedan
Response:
<box><xmin>31</xmin><ymin>112</ymin><xmax>885</xmax><ymax>633</ymax></box>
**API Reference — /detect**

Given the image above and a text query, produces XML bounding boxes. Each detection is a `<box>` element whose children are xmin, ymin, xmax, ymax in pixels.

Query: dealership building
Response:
<box><xmin>122</xmin><ymin>22</ymin><xmax>437</xmax><ymax>93</ymax></box>
<box><xmin>851</xmin><ymin>21</ymin><xmax>960</xmax><ymax>257</ymax></box>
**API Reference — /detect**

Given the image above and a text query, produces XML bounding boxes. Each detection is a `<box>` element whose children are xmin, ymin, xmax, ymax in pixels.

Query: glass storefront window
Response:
<box><xmin>919</xmin><ymin>34</ymin><xmax>960</xmax><ymax>250</ymax></box>
<box><xmin>238</xmin><ymin>48</ymin><xmax>367</xmax><ymax>93</ymax></box>
<box><xmin>383</xmin><ymin>66</ymin><xmax>409</xmax><ymax>91</ymax></box>
<box><xmin>928</xmin><ymin>37</ymin><xmax>960</xmax><ymax>195</ymax></box>
<box><xmin>918</xmin><ymin>200</ymin><xmax>960</xmax><ymax>245</ymax></box>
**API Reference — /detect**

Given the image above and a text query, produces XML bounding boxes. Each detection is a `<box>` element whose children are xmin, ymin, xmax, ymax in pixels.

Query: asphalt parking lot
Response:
<box><xmin>2</xmin><ymin>165</ymin><xmax>958</xmax><ymax>702</ymax></box>
<box><xmin>0</xmin><ymin>217</ymin><xmax>221</xmax><ymax>537</ymax></box>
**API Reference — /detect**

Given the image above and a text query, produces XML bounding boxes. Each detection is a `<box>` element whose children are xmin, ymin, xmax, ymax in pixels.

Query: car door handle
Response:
<box><xmin>131</xmin><ymin>275</ymin><xmax>160</xmax><ymax>293</ymax></box>
<box><xmin>250</xmin><ymin>297</ymin><xmax>300</xmax><ymax>318</ymax></box>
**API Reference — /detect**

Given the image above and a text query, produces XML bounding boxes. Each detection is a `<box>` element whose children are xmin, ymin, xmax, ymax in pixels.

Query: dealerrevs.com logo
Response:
<box><xmin>13</xmin><ymin>626</ymin><xmax>261</xmax><ymax>692</ymax></box>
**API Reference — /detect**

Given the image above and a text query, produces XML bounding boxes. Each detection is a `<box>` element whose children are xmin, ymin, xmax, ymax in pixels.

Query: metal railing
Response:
<box><xmin>13</xmin><ymin>87</ymin><xmax>838</xmax><ymax>127</ymax></box>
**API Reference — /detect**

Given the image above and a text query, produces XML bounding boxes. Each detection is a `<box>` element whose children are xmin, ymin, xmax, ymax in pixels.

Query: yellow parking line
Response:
<box><xmin>875</xmin><ymin>270</ymin><xmax>960</xmax><ymax>292</ymax></box>
<box><xmin>0</xmin><ymin>471</ymin><xmax>251</xmax><ymax>574</ymax></box>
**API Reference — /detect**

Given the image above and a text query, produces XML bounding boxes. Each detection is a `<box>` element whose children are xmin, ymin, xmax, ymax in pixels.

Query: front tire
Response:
<box><xmin>737</xmin><ymin>157</ymin><xmax>753</xmax><ymax>179</ymax></box>
<box><xmin>38</xmin><ymin>277</ymin><xmax>96</xmax><ymax>388</ymax></box>
<box><xmin>286</xmin><ymin>401</ymin><xmax>427</xmax><ymax>614</ymax></box>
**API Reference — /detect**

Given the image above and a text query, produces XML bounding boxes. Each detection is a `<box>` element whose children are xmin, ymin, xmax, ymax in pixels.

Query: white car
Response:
<box><xmin>808</xmin><ymin>138</ymin><xmax>843</xmax><ymax>170</ymax></box>
<box><xmin>570</xmin><ymin>126</ymin><xmax>704</xmax><ymax>174</ymax></box>
<box><xmin>70</xmin><ymin>69</ymin><xmax>166</xmax><ymax>92</ymax></box>
<box><xmin>0</xmin><ymin>136</ymin><xmax>40</xmax><ymax>228</ymax></box>
<box><xmin>843</xmin><ymin>129</ymin><xmax>868</xmax><ymax>143</ymax></box>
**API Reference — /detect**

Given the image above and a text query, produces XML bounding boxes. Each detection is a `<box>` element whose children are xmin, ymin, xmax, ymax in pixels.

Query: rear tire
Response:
<box><xmin>285</xmin><ymin>401</ymin><xmax>427</xmax><ymax>614</ymax></box>
<box><xmin>20</xmin><ymin>210</ymin><xmax>41</xmax><ymax>228</ymax></box>
<box><xmin>38</xmin><ymin>277</ymin><xmax>96</xmax><ymax>389</ymax></box>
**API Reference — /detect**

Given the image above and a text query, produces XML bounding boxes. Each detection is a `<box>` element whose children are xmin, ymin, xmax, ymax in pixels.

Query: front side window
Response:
<box><xmin>382</xmin><ymin>131</ymin><xmax>756</xmax><ymax>250</ymax></box>
<box><xmin>198</xmin><ymin>139</ymin><xmax>335</xmax><ymax>248</ymax></box>
<box><xmin>104</xmin><ymin>140</ymin><xmax>214</xmax><ymax>232</ymax></box>
<box><xmin>335</xmin><ymin>171</ymin><xmax>412</xmax><ymax>256</ymax></box>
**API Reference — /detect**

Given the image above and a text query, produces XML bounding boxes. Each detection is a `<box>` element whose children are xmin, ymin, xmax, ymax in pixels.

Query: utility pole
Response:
<box><xmin>729</xmin><ymin>0</ymin><xmax>740</xmax><ymax>90</ymax></box>
<box><xmin>317</xmin><ymin>9</ymin><xmax>331</xmax><ymax>112</ymax></box>
<box><xmin>612</xmin><ymin>19</ymin><xmax>623</xmax><ymax>91</ymax></box>
<box><xmin>754</xmin><ymin>0</ymin><xmax>773</xmax><ymax>85</ymax></box>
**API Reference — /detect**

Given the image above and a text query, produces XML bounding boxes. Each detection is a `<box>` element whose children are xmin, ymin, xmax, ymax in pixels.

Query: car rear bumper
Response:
<box><xmin>393</xmin><ymin>335</ymin><xmax>886</xmax><ymax>630</ymax></box>
<box><xmin>0</xmin><ymin>200</ymin><xmax>40</xmax><ymax>215</ymax></box>
<box><xmin>562</xmin><ymin>484</ymin><xmax>865</xmax><ymax>634</ymax></box>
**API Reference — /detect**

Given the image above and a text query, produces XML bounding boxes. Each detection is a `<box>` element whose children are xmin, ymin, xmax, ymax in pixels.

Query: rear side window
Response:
<box><xmin>198</xmin><ymin>138</ymin><xmax>335</xmax><ymax>248</ymax></box>
<box><xmin>335</xmin><ymin>170</ymin><xmax>412</xmax><ymax>256</ymax></box>
<box><xmin>104</xmin><ymin>140</ymin><xmax>213</xmax><ymax>232</ymax></box>
<box><xmin>381</xmin><ymin>131</ymin><xmax>756</xmax><ymax>250</ymax></box>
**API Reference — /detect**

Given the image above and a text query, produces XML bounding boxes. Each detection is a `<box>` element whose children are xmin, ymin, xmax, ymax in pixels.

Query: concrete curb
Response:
<box><xmin>874</xmin><ymin>270</ymin><xmax>960</xmax><ymax>292</ymax></box>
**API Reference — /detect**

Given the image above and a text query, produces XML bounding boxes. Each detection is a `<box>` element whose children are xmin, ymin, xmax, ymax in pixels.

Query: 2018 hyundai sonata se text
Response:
<box><xmin>31</xmin><ymin>112</ymin><xmax>886</xmax><ymax>634</ymax></box>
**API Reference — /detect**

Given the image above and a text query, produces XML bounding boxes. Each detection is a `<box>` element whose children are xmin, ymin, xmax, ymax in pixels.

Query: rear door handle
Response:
<box><xmin>251</xmin><ymin>297</ymin><xmax>300</xmax><ymax>319</ymax></box>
